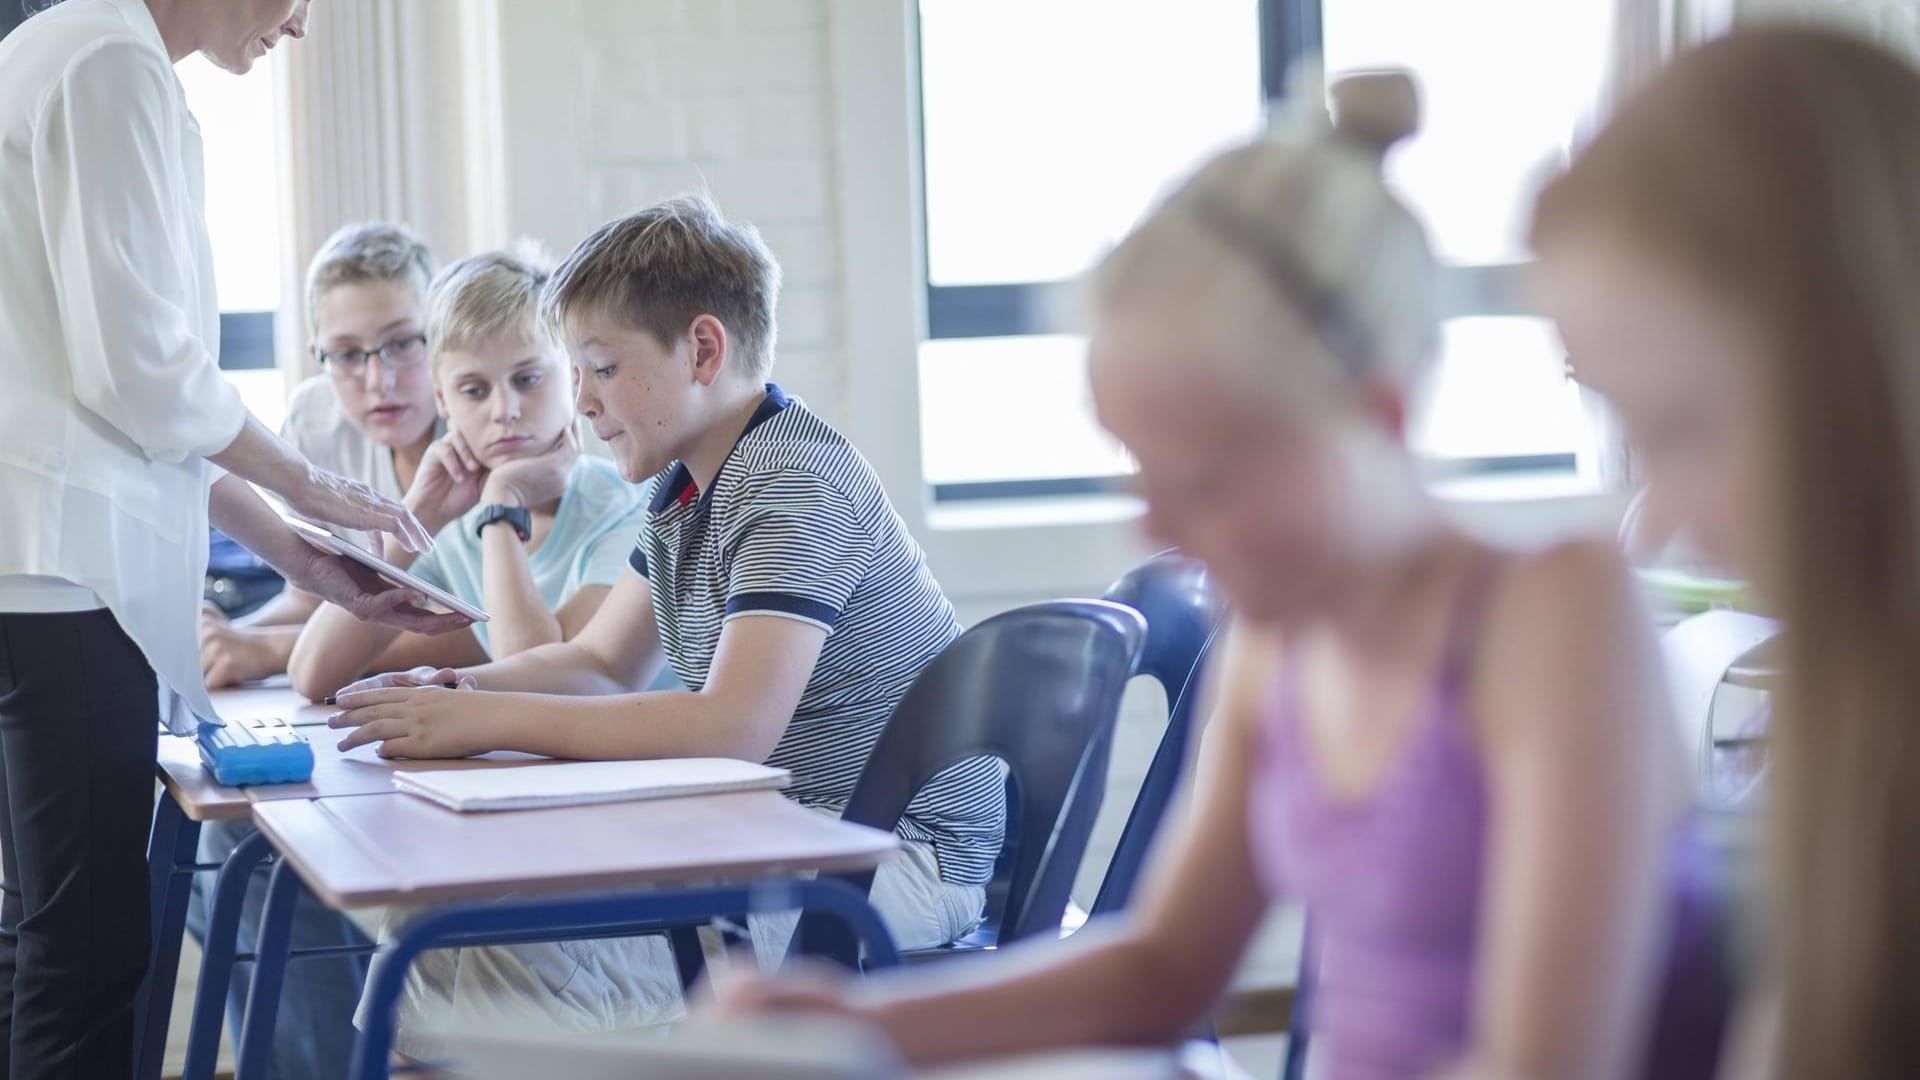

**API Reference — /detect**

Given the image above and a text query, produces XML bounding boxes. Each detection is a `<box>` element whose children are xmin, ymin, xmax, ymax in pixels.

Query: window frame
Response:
<box><xmin>914</xmin><ymin>0</ymin><xmax>1590</xmax><ymax>499</ymax></box>
<box><xmin>219</xmin><ymin>311</ymin><xmax>277</xmax><ymax>371</ymax></box>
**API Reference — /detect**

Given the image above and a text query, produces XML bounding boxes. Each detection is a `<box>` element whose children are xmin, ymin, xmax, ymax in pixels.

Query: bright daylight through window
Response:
<box><xmin>916</xmin><ymin>0</ymin><xmax>1614</xmax><ymax>500</ymax></box>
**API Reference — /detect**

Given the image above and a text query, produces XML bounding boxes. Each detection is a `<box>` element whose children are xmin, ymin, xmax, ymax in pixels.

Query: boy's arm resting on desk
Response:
<box><xmin>464</xmin><ymin>570</ymin><xmax>664</xmax><ymax>696</ymax></box>
<box><xmin>234</xmin><ymin>586</ymin><xmax>321</xmax><ymax>628</ymax></box>
<box><xmin>331</xmin><ymin>610</ymin><xmax>822</xmax><ymax>761</ymax></box>
<box><xmin>288</xmin><ymin>601</ymin><xmax>490</xmax><ymax>702</ymax></box>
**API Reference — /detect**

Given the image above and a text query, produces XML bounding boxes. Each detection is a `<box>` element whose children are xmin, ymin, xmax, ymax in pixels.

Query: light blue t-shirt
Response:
<box><xmin>412</xmin><ymin>456</ymin><xmax>650</xmax><ymax>654</ymax></box>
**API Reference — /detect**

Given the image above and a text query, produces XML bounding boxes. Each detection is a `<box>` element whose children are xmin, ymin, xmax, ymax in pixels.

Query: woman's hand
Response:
<box><xmin>281</xmin><ymin>545</ymin><xmax>472</xmax><ymax>636</ymax></box>
<box><xmin>328</xmin><ymin>683</ymin><xmax>501</xmax><ymax>759</ymax></box>
<box><xmin>406</xmin><ymin>432</ymin><xmax>489</xmax><ymax>535</ymax></box>
<box><xmin>283</xmin><ymin>463</ymin><xmax>435</xmax><ymax>553</ymax></box>
<box><xmin>482</xmin><ymin>426</ymin><xmax>579</xmax><ymax>509</ymax></box>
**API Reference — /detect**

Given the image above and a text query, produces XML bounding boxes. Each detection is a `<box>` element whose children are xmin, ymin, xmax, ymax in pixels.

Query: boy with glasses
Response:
<box><xmin>198</xmin><ymin>223</ymin><xmax>474</xmax><ymax>687</ymax></box>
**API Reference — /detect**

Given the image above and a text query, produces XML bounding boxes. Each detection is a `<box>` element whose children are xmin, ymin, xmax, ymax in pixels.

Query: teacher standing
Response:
<box><xmin>0</xmin><ymin>0</ymin><xmax>470</xmax><ymax>1074</ymax></box>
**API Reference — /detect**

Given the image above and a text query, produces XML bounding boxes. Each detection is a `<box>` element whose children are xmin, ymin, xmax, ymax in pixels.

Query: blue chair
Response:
<box><xmin>1089</xmin><ymin>550</ymin><xmax>1226</xmax><ymax>918</ymax></box>
<box><xmin>796</xmin><ymin>599</ymin><xmax>1147</xmax><ymax>966</ymax></box>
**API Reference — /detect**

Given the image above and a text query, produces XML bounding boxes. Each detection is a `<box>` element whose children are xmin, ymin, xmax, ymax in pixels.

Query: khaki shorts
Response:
<box><xmin>359</xmin><ymin>831</ymin><xmax>986</xmax><ymax>1061</ymax></box>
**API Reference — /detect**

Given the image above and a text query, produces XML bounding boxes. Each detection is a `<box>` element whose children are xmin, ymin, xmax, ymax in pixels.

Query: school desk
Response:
<box><xmin>141</xmin><ymin>684</ymin><xmax>549</xmax><ymax>1080</ymax></box>
<box><xmin>224</xmin><ymin>790</ymin><xmax>899</xmax><ymax>1080</ymax></box>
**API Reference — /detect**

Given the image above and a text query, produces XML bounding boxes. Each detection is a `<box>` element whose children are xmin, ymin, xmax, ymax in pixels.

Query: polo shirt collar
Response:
<box><xmin>648</xmin><ymin>383</ymin><xmax>792</xmax><ymax>513</ymax></box>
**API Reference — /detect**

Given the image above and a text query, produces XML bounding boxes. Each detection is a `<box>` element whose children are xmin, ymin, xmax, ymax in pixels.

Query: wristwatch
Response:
<box><xmin>475</xmin><ymin>504</ymin><xmax>532</xmax><ymax>542</ymax></box>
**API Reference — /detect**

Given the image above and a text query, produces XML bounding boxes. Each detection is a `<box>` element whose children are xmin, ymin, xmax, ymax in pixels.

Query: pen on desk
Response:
<box><xmin>323</xmin><ymin>680</ymin><xmax>460</xmax><ymax>706</ymax></box>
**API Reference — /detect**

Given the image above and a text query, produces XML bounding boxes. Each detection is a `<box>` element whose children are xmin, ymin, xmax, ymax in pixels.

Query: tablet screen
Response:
<box><xmin>282</xmin><ymin>517</ymin><xmax>490</xmax><ymax>622</ymax></box>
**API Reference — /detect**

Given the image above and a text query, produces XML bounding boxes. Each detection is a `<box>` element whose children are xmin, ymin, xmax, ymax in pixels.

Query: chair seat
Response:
<box><xmin>899</xmin><ymin>897</ymin><xmax>1093</xmax><ymax>966</ymax></box>
<box><xmin>900</xmin><ymin>915</ymin><xmax>1000</xmax><ymax>965</ymax></box>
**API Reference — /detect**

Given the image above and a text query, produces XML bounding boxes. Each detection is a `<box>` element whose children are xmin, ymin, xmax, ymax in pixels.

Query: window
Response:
<box><xmin>914</xmin><ymin>0</ymin><xmax>1613</xmax><ymax>500</ymax></box>
<box><xmin>176</xmin><ymin>52</ymin><xmax>288</xmax><ymax>430</ymax></box>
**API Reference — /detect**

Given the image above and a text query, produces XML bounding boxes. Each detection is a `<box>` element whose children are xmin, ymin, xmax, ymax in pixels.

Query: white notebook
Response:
<box><xmin>393</xmin><ymin>759</ymin><xmax>790</xmax><ymax>812</ymax></box>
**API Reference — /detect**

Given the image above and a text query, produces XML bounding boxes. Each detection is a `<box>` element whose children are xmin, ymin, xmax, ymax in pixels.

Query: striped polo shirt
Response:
<box><xmin>629</xmin><ymin>384</ymin><xmax>1005</xmax><ymax>886</ymax></box>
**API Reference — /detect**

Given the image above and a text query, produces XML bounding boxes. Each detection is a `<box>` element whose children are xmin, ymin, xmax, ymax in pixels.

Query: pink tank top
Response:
<box><xmin>1247</xmin><ymin>559</ymin><xmax>1728</xmax><ymax>1080</ymax></box>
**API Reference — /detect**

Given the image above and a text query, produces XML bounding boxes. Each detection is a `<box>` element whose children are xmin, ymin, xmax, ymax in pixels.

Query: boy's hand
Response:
<box><xmin>407</xmin><ymin>432</ymin><xmax>488</xmax><ymax>535</ymax></box>
<box><xmin>200</xmin><ymin>615</ymin><xmax>275</xmax><ymax>688</ymax></box>
<box><xmin>328</xmin><ymin>683</ymin><xmax>498</xmax><ymax>759</ymax></box>
<box><xmin>482</xmin><ymin>426</ymin><xmax>579</xmax><ymax>510</ymax></box>
<box><xmin>326</xmin><ymin>665</ymin><xmax>472</xmax><ymax>703</ymax></box>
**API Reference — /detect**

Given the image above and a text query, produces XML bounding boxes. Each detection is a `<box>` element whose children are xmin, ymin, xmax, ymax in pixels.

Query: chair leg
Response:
<box><xmin>134</xmin><ymin>793</ymin><xmax>202</xmax><ymax>1080</ymax></box>
<box><xmin>180</xmin><ymin>829</ymin><xmax>274</xmax><ymax>1080</ymax></box>
<box><xmin>234</xmin><ymin>857</ymin><xmax>304</xmax><ymax>1079</ymax></box>
<box><xmin>1281</xmin><ymin>920</ymin><xmax>1315</xmax><ymax>1080</ymax></box>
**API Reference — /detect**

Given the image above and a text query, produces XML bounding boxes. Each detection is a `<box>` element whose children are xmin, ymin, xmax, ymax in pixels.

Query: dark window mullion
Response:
<box><xmin>1260</xmin><ymin>0</ymin><xmax>1321</xmax><ymax>102</ymax></box>
<box><xmin>218</xmin><ymin>311</ymin><xmax>277</xmax><ymax>371</ymax></box>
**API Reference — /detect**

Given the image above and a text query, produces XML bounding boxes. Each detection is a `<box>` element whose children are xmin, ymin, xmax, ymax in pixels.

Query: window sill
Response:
<box><xmin>925</xmin><ymin>470</ymin><xmax>1610</xmax><ymax>532</ymax></box>
<box><xmin>926</xmin><ymin>491</ymin><xmax>1144</xmax><ymax>532</ymax></box>
<box><xmin>1429</xmin><ymin>468</ymin><xmax>1607</xmax><ymax>503</ymax></box>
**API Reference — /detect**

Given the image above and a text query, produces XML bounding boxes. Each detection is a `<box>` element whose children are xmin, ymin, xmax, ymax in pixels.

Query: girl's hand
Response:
<box><xmin>704</xmin><ymin>961</ymin><xmax>868</xmax><ymax>1022</ymax></box>
<box><xmin>407</xmin><ymin>432</ymin><xmax>489</xmax><ymax>535</ymax></box>
<box><xmin>328</xmin><ymin>683</ymin><xmax>498</xmax><ymax>759</ymax></box>
<box><xmin>284</xmin><ymin>464</ymin><xmax>433</xmax><ymax>553</ymax></box>
<box><xmin>482</xmin><ymin>426</ymin><xmax>579</xmax><ymax>510</ymax></box>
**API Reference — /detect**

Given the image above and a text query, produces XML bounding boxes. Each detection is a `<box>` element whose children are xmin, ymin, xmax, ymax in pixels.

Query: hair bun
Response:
<box><xmin>1329</xmin><ymin>70</ymin><xmax>1421</xmax><ymax>162</ymax></box>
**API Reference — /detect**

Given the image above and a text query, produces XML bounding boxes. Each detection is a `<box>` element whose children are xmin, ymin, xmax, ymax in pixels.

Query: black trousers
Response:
<box><xmin>0</xmin><ymin>609</ymin><xmax>159</xmax><ymax>1079</ymax></box>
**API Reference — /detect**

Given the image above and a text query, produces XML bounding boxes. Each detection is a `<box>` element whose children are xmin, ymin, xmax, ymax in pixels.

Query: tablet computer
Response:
<box><xmin>283</xmin><ymin>516</ymin><xmax>490</xmax><ymax>623</ymax></box>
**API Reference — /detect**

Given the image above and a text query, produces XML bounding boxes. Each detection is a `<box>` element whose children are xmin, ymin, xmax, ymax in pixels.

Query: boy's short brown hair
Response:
<box><xmin>539</xmin><ymin>195</ymin><xmax>782</xmax><ymax>377</ymax></box>
<box><xmin>305</xmin><ymin>222</ymin><xmax>437</xmax><ymax>329</ymax></box>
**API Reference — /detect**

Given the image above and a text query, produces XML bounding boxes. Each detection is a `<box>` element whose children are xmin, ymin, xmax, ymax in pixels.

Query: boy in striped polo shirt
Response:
<box><xmin>330</xmin><ymin>195</ymin><xmax>1004</xmax><ymax>1052</ymax></box>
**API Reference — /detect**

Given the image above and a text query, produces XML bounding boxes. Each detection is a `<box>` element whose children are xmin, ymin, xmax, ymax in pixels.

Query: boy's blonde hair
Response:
<box><xmin>305</xmin><ymin>223</ymin><xmax>437</xmax><ymax>329</ymax></box>
<box><xmin>426</xmin><ymin>248</ymin><xmax>556</xmax><ymax>372</ymax></box>
<box><xmin>540</xmin><ymin>195</ymin><xmax>782</xmax><ymax>378</ymax></box>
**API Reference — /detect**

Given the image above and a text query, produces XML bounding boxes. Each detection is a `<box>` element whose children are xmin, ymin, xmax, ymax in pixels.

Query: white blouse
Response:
<box><xmin>0</xmin><ymin>0</ymin><xmax>249</xmax><ymax>732</ymax></box>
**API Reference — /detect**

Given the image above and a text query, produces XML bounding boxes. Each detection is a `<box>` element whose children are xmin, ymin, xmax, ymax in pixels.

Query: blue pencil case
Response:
<box><xmin>196</xmin><ymin>716</ymin><xmax>315</xmax><ymax>787</ymax></box>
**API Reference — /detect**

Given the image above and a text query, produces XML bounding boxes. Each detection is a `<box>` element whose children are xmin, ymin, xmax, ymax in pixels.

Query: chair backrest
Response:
<box><xmin>1090</xmin><ymin>550</ymin><xmax>1227</xmax><ymax>916</ymax></box>
<box><xmin>837</xmin><ymin>599</ymin><xmax>1147</xmax><ymax>944</ymax></box>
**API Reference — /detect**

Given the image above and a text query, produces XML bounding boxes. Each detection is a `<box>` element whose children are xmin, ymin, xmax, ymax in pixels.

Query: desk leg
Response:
<box><xmin>180</xmin><ymin>829</ymin><xmax>272</xmax><ymax>1080</ymax></box>
<box><xmin>134</xmin><ymin>791</ymin><xmax>202</xmax><ymax>1080</ymax></box>
<box><xmin>234</xmin><ymin>857</ymin><xmax>303</xmax><ymax>1080</ymax></box>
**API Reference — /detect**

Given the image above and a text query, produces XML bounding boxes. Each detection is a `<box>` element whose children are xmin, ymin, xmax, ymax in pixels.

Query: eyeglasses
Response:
<box><xmin>318</xmin><ymin>334</ymin><xmax>429</xmax><ymax>377</ymax></box>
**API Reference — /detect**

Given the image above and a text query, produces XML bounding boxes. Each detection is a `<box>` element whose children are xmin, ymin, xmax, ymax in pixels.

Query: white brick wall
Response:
<box><xmin>525</xmin><ymin>0</ymin><xmax>851</xmax><ymax>421</ymax></box>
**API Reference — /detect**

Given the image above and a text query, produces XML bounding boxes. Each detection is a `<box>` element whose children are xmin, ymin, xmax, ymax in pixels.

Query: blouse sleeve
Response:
<box><xmin>31</xmin><ymin>38</ymin><xmax>247</xmax><ymax>464</ymax></box>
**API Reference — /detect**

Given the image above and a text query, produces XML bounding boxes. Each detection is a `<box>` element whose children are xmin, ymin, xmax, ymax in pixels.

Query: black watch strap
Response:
<box><xmin>476</xmin><ymin>504</ymin><xmax>532</xmax><ymax>542</ymax></box>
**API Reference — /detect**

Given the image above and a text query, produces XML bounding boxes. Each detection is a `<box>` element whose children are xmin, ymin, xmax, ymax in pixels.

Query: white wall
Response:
<box><xmin>496</xmin><ymin>0</ymin><xmax>851</xmax><ymax>426</ymax></box>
